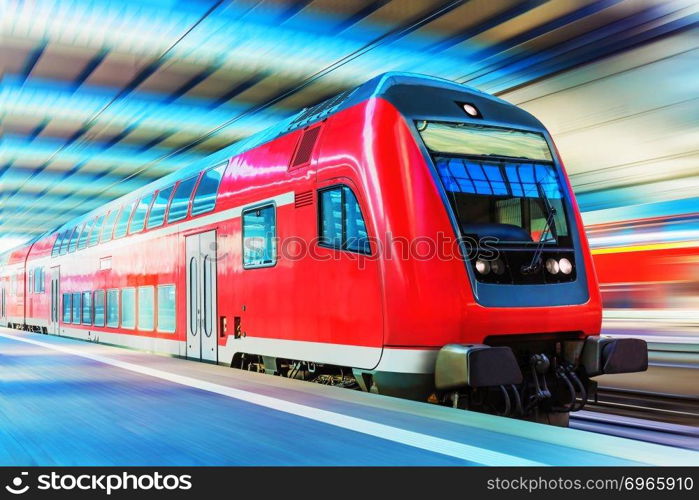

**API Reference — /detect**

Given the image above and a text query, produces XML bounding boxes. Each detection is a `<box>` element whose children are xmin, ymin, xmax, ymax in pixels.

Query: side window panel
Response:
<box><xmin>191</xmin><ymin>164</ymin><xmax>226</xmax><ymax>216</ymax></box>
<box><xmin>94</xmin><ymin>290</ymin><xmax>105</xmax><ymax>327</ymax></box>
<box><xmin>81</xmin><ymin>291</ymin><xmax>92</xmax><ymax>325</ymax></box>
<box><xmin>114</xmin><ymin>203</ymin><xmax>135</xmax><ymax>239</ymax></box>
<box><xmin>52</xmin><ymin>233</ymin><xmax>63</xmax><ymax>257</ymax></box>
<box><xmin>106</xmin><ymin>289</ymin><xmax>119</xmax><ymax>327</ymax></box>
<box><xmin>129</xmin><ymin>194</ymin><xmax>154</xmax><ymax>234</ymax></box>
<box><xmin>242</xmin><ymin>205</ymin><xmax>276</xmax><ymax>268</ymax></box>
<box><xmin>59</xmin><ymin>229</ymin><xmax>73</xmax><ymax>255</ymax></box>
<box><xmin>71</xmin><ymin>292</ymin><xmax>81</xmax><ymax>324</ymax></box>
<box><xmin>167</xmin><ymin>176</ymin><xmax>198</xmax><ymax>223</ymax></box>
<box><xmin>68</xmin><ymin>224</ymin><xmax>84</xmax><ymax>253</ymax></box>
<box><xmin>147</xmin><ymin>186</ymin><xmax>174</xmax><ymax>229</ymax></box>
<box><xmin>319</xmin><ymin>189</ymin><xmax>343</xmax><ymax>248</ymax></box>
<box><xmin>101</xmin><ymin>209</ymin><xmax>119</xmax><ymax>243</ymax></box>
<box><xmin>157</xmin><ymin>285</ymin><xmax>176</xmax><ymax>333</ymax></box>
<box><xmin>319</xmin><ymin>186</ymin><xmax>371</xmax><ymax>254</ymax></box>
<box><xmin>62</xmin><ymin>293</ymin><xmax>71</xmax><ymax>322</ymax></box>
<box><xmin>137</xmin><ymin>286</ymin><xmax>154</xmax><ymax>331</ymax></box>
<box><xmin>121</xmin><ymin>288</ymin><xmax>135</xmax><ymax>329</ymax></box>
<box><xmin>77</xmin><ymin>219</ymin><xmax>94</xmax><ymax>249</ymax></box>
<box><xmin>88</xmin><ymin>215</ymin><xmax>105</xmax><ymax>246</ymax></box>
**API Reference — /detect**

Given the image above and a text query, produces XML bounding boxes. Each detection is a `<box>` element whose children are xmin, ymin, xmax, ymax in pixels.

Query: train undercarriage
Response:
<box><xmin>232</xmin><ymin>333</ymin><xmax>648</xmax><ymax>427</ymax></box>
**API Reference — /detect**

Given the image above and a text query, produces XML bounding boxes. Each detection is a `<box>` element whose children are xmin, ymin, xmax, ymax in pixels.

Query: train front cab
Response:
<box><xmin>348</xmin><ymin>76</ymin><xmax>649</xmax><ymax>425</ymax></box>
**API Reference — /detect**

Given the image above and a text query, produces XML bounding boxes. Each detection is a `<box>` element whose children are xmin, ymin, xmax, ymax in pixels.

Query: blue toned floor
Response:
<box><xmin>0</xmin><ymin>329</ymin><xmax>697</xmax><ymax>466</ymax></box>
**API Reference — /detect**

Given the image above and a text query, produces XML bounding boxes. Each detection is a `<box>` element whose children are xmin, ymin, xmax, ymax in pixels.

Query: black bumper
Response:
<box><xmin>581</xmin><ymin>336</ymin><xmax>648</xmax><ymax>377</ymax></box>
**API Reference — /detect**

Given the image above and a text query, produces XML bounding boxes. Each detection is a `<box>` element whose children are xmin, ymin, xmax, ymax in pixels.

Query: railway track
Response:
<box><xmin>589</xmin><ymin>387</ymin><xmax>699</xmax><ymax>426</ymax></box>
<box><xmin>570</xmin><ymin>410</ymin><xmax>699</xmax><ymax>451</ymax></box>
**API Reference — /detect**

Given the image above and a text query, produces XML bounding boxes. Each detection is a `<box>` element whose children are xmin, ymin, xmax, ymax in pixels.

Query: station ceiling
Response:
<box><xmin>1</xmin><ymin>0</ymin><xmax>696</xmax><ymax>249</ymax></box>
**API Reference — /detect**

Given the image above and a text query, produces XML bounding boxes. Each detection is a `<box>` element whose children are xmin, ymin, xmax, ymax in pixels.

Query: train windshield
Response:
<box><xmin>418</xmin><ymin>121</ymin><xmax>571</xmax><ymax>246</ymax></box>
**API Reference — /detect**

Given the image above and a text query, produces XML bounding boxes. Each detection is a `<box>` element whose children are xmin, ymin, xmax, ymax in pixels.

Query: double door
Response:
<box><xmin>186</xmin><ymin>231</ymin><xmax>218</xmax><ymax>362</ymax></box>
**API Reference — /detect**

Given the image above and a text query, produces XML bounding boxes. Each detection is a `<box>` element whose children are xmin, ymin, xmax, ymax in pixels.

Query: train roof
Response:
<box><xmin>9</xmin><ymin>72</ymin><xmax>538</xmax><ymax>254</ymax></box>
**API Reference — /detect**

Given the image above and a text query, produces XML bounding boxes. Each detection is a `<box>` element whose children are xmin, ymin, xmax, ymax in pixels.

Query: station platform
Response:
<box><xmin>1</xmin><ymin>327</ymin><xmax>697</xmax><ymax>466</ymax></box>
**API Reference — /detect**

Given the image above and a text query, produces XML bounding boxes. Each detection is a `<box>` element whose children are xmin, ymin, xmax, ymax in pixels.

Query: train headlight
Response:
<box><xmin>462</xmin><ymin>103</ymin><xmax>479</xmax><ymax>117</ymax></box>
<box><xmin>490</xmin><ymin>258</ymin><xmax>506</xmax><ymax>275</ymax></box>
<box><xmin>475</xmin><ymin>260</ymin><xmax>490</xmax><ymax>275</ymax></box>
<box><xmin>559</xmin><ymin>258</ymin><xmax>573</xmax><ymax>275</ymax></box>
<box><xmin>545</xmin><ymin>258</ymin><xmax>559</xmax><ymax>275</ymax></box>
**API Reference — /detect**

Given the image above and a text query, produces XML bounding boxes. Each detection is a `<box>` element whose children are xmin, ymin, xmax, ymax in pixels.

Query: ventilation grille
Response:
<box><xmin>294</xmin><ymin>191</ymin><xmax>313</xmax><ymax>208</ymax></box>
<box><xmin>286</xmin><ymin>88</ymin><xmax>357</xmax><ymax>131</ymax></box>
<box><xmin>290</xmin><ymin>126</ymin><xmax>321</xmax><ymax>169</ymax></box>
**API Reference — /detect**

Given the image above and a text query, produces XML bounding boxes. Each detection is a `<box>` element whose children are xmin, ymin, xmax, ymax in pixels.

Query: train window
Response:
<box><xmin>88</xmin><ymin>214</ymin><xmax>105</xmax><ymax>247</ymax></box>
<box><xmin>52</xmin><ymin>233</ymin><xmax>64</xmax><ymax>257</ymax></box>
<box><xmin>242</xmin><ymin>204</ymin><xmax>276</xmax><ymax>268</ymax></box>
<box><xmin>62</xmin><ymin>293</ymin><xmax>71</xmax><ymax>323</ymax></box>
<box><xmin>106</xmin><ymin>289</ymin><xmax>119</xmax><ymax>327</ymax></box>
<box><xmin>78</xmin><ymin>218</ymin><xmax>94</xmax><ymax>250</ymax></box>
<box><xmin>137</xmin><ymin>286</ymin><xmax>154</xmax><ymax>331</ymax></box>
<box><xmin>157</xmin><ymin>285</ymin><xmax>176</xmax><ymax>333</ymax></box>
<box><xmin>59</xmin><ymin>229</ymin><xmax>73</xmax><ymax>255</ymax></box>
<box><xmin>167</xmin><ymin>176</ymin><xmax>198</xmax><ymax>223</ymax></box>
<box><xmin>121</xmin><ymin>287</ymin><xmax>135</xmax><ymax>329</ymax></box>
<box><xmin>319</xmin><ymin>186</ymin><xmax>371</xmax><ymax>254</ymax></box>
<box><xmin>114</xmin><ymin>202</ymin><xmax>136</xmax><ymax>240</ymax></box>
<box><xmin>129</xmin><ymin>194</ymin><xmax>154</xmax><ymax>234</ymax></box>
<box><xmin>32</xmin><ymin>267</ymin><xmax>44</xmax><ymax>293</ymax></box>
<box><xmin>94</xmin><ymin>290</ymin><xmax>105</xmax><ymax>327</ymax></box>
<box><xmin>81</xmin><ymin>291</ymin><xmax>92</xmax><ymax>325</ymax></box>
<box><xmin>147</xmin><ymin>186</ymin><xmax>174</xmax><ymax>229</ymax></box>
<box><xmin>101</xmin><ymin>209</ymin><xmax>119</xmax><ymax>243</ymax></box>
<box><xmin>71</xmin><ymin>292</ymin><xmax>81</xmax><ymax>324</ymax></box>
<box><xmin>68</xmin><ymin>224</ymin><xmax>84</xmax><ymax>253</ymax></box>
<box><xmin>192</xmin><ymin>163</ymin><xmax>227</xmax><ymax>216</ymax></box>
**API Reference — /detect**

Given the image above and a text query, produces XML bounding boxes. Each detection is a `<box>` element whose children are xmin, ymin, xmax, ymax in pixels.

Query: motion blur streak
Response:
<box><xmin>0</xmin><ymin>1</ymin><xmax>697</xmax><ymax>398</ymax></box>
<box><xmin>500</xmin><ymin>26</ymin><xmax>699</xmax><ymax>344</ymax></box>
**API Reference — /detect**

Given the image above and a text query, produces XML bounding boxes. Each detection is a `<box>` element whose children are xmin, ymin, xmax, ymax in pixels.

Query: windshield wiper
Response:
<box><xmin>521</xmin><ymin>181</ymin><xmax>558</xmax><ymax>275</ymax></box>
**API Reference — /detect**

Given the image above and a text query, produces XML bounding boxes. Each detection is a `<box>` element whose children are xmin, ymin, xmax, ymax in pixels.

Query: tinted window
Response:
<box><xmin>319</xmin><ymin>189</ymin><xmax>342</xmax><ymax>248</ymax></box>
<box><xmin>167</xmin><ymin>176</ymin><xmax>198</xmax><ymax>223</ymax></box>
<box><xmin>114</xmin><ymin>202</ymin><xmax>135</xmax><ymax>239</ymax></box>
<box><xmin>157</xmin><ymin>285</ymin><xmax>176</xmax><ymax>333</ymax></box>
<box><xmin>89</xmin><ymin>215</ymin><xmax>105</xmax><ymax>246</ymax></box>
<box><xmin>78</xmin><ymin>218</ymin><xmax>94</xmax><ymax>249</ymax></box>
<box><xmin>242</xmin><ymin>205</ymin><xmax>276</xmax><ymax>268</ymax></box>
<box><xmin>319</xmin><ymin>186</ymin><xmax>370</xmax><ymax>254</ymax></box>
<box><xmin>59</xmin><ymin>229</ymin><xmax>73</xmax><ymax>255</ymax></box>
<box><xmin>147</xmin><ymin>186</ymin><xmax>174</xmax><ymax>229</ymax></box>
<box><xmin>94</xmin><ymin>290</ymin><xmax>105</xmax><ymax>326</ymax></box>
<box><xmin>71</xmin><ymin>292</ymin><xmax>81</xmax><ymax>324</ymax></box>
<box><xmin>68</xmin><ymin>224</ymin><xmax>84</xmax><ymax>253</ymax></box>
<box><xmin>121</xmin><ymin>288</ymin><xmax>135</xmax><ymax>329</ymax></box>
<box><xmin>52</xmin><ymin>233</ymin><xmax>63</xmax><ymax>257</ymax></box>
<box><xmin>192</xmin><ymin>164</ymin><xmax>226</xmax><ymax>216</ymax></box>
<box><xmin>138</xmin><ymin>286</ymin><xmax>154</xmax><ymax>331</ymax></box>
<box><xmin>62</xmin><ymin>293</ymin><xmax>71</xmax><ymax>322</ymax></box>
<box><xmin>101</xmin><ymin>209</ymin><xmax>119</xmax><ymax>242</ymax></box>
<box><xmin>129</xmin><ymin>194</ymin><xmax>154</xmax><ymax>234</ymax></box>
<box><xmin>106</xmin><ymin>289</ymin><xmax>119</xmax><ymax>327</ymax></box>
<box><xmin>81</xmin><ymin>291</ymin><xmax>92</xmax><ymax>325</ymax></box>
<box><xmin>33</xmin><ymin>267</ymin><xmax>43</xmax><ymax>293</ymax></box>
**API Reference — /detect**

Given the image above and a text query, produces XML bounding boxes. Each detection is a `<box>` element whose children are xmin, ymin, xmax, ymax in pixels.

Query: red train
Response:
<box><xmin>0</xmin><ymin>73</ymin><xmax>647</xmax><ymax>425</ymax></box>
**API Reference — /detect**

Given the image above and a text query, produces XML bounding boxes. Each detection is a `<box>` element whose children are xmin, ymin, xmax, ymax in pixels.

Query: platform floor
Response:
<box><xmin>1</xmin><ymin>328</ymin><xmax>697</xmax><ymax>466</ymax></box>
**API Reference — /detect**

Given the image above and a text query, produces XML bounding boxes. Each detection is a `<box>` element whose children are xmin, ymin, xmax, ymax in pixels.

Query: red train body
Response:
<box><xmin>0</xmin><ymin>73</ymin><xmax>646</xmax><ymax>424</ymax></box>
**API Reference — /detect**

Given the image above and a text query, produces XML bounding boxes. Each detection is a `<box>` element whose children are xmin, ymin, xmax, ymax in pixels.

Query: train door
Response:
<box><xmin>49</xmin><ymin>267</ymin><xmax>60</xmax><ymax>334</ymax></box>
<box><xmin>185</xmin><ymin>230</ymin><xmax>218</xmax><ymax>362</ymax></box>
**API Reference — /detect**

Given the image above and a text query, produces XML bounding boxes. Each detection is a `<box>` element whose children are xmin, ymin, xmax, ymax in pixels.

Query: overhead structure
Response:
<box><xmin>1</xmin><ymin>0</ymin><xmax>696</xmax><ymax>249</ymax></box>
